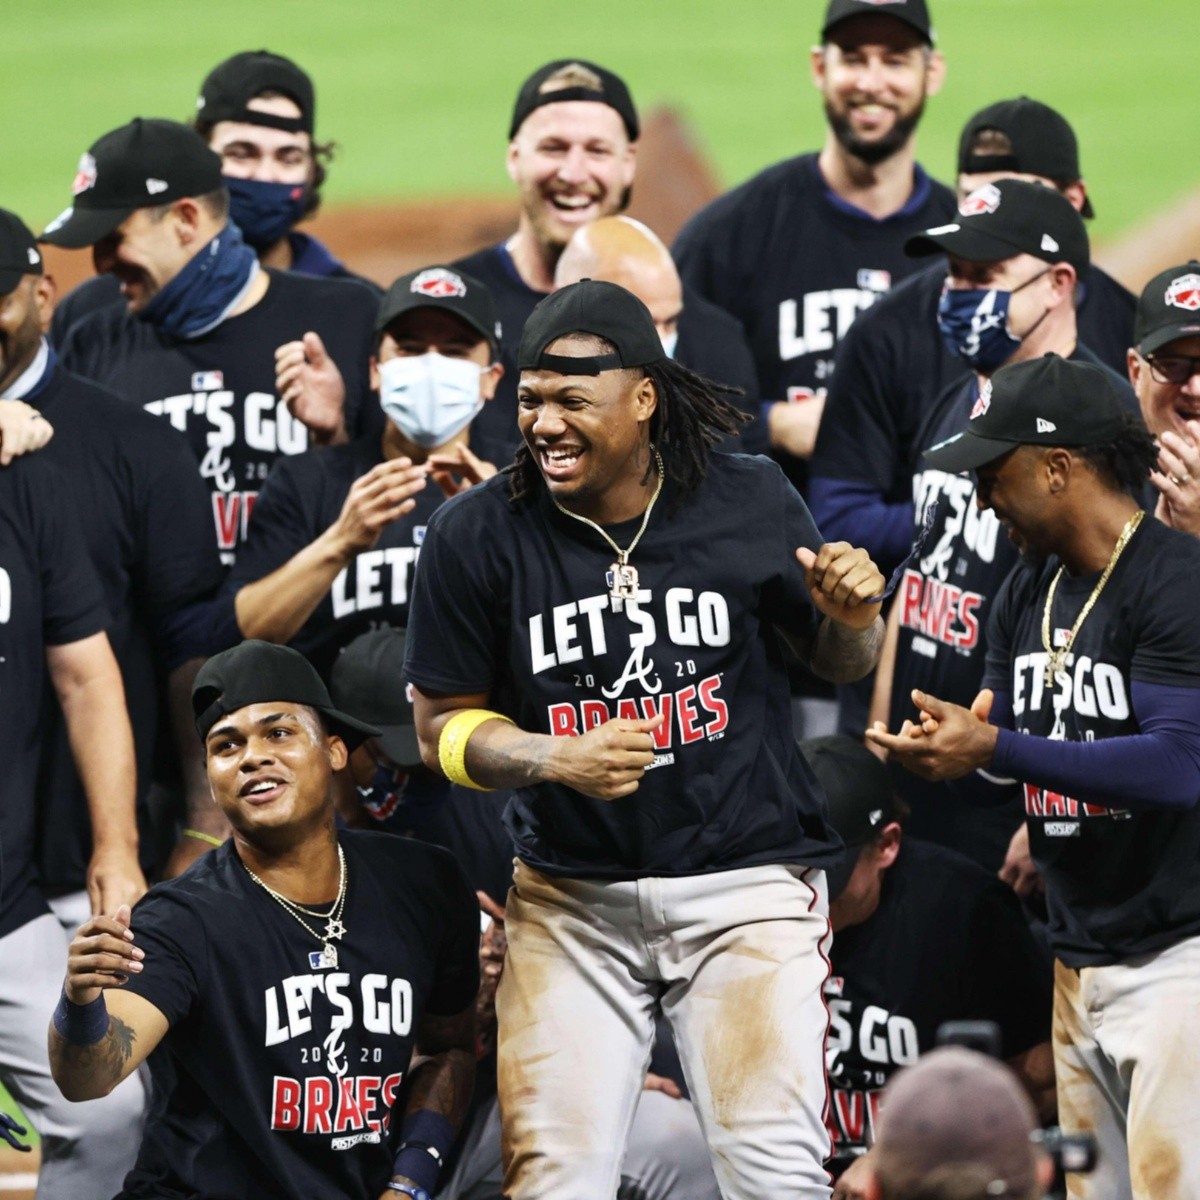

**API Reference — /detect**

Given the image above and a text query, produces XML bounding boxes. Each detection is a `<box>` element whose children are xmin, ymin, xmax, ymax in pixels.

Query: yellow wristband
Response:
<box><xmin>182</xmin><ymin>828</ymin><xmax>225</xmax><ymax>848</ymax></box>
<box><xmin>438</xmin><ymin>709</ymin><xmax>514</xmax><ymax>791</ymax></box>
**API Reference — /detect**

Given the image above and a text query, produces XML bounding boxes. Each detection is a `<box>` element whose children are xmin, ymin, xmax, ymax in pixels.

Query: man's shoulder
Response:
<box><xmin>263</xmin><ymin>267</ymin><xmax>377</xmax><ymax>307</ymax></box>
<box><xmin>341</xmin><ymin>829</ymin><xmax>470</xmax><ymax>897</ymax></box>
<box><xmin>679</xmin><ymin>155</ymin><xmax>816</xmax><ymax>238</ymax></box>
<box><xmin>133</xmin><ymin>845</ymin><xmax>246</xmax><ymax>924</ymax></box>
<box><xmin>427</xmin><ymin>470</ymin><xmax>516</xmax><ymax>534</ymax></box>
<box><xmin>269</xmin><ymin>436</ymin><xmax>380</xmax><ymax>488</ymax></box>
<box><xmin>452</xmin><ymin>243</ymin><xmax>504</xmax><ymax>279</ymax></box>
<box><xmin>681</xmin><ymin>288</ymin><xmax>748</xmax><ymax>336</ymax></box>
<box><xmin>896</xmin><ymin>836</ymin><xmax>995</xmax><ymax>895</ymax></box>
<box><xmin>861</xmin><ymin>260</ymin><xmax>945</xmax><ymax>318</ymax></box>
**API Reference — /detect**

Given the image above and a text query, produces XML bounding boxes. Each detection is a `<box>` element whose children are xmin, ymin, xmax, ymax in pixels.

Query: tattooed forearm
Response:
<box><xmin>464</xmin><ymin>724</ymin><xmax>556</xmax><ymax>790</ymax></box>
<box><xmin>49</xmin><ymin>1015</ymin><xmax>139</xmax><ymax>1102</ymax></box>
<box><xmin>808</xmin><ymin>615</ymin><xmax>885</xmax><ymax>683</ymax></box>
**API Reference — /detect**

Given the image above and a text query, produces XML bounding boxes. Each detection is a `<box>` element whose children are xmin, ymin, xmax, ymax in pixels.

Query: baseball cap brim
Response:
<box><xmin>375</xmin><ymin>292</ymin><xmax>497</xmax><ymax>354</ymax></box>
<box><xmin>40</xmin><ymin>203</ymin><xmax>135</xmax><ymax>249</ymax></box>
<box><xmin>1140</xmin><ymin>320</ymin><xmax>1200</xmax><ymax>357</ymax></box>
<box><xmin>378</xmin><ymin>722</ymin><xmax>421</xmax><ymax>766</ymax></box>
<box><xmin>923</xmin><ymin>430</ymin><xmax>1018</xmax><ymax>474</ymax></box>
<box><xmin>905</xmin><ymin>223</ymin><xmax>1037</xmax><ymax>265</ymax></box>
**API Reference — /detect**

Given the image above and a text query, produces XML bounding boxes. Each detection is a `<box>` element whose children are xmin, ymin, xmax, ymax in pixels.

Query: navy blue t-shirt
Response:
<box><xmin>59</xmin><ymin>269</ymin><xmax>381</xmax><ymax>562</ymax></box>
<box><xmin>983</xmin><ymin>517</ymin><xmax>1200</xmax><ymax>967</ymax></box>
<box><xmin>0</xmin><ymin>456</ymin><xmax>108</xmax><ymax>937</ymax></box>
<box><xmin>118</xmin><ymin>831</ymin><xmax>479</xmax><ymax>1199</ymax></box>
<box><xmin>404</xmin><ymin>454</ymin><xmax>841</xmax><ymax>878</ymax></box>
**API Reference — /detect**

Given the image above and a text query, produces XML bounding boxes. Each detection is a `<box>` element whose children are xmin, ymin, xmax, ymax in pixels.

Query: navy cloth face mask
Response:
<box><xmin>937</xmin><ymin>268</ymin><xmax>1050</xmax><ymax>373</ymax></box>
<box><xmin>138</xmin><ymin>222</ymin><xmax>258</xmax><ymax>340</ymax></box>
<box><xmin>227</xmin><ymin>177</ymin><xmax>309</xmax><ymax>250</ymax></box>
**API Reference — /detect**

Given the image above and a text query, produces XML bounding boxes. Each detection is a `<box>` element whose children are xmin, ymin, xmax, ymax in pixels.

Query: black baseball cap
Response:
<box><xmin>196</xmin><ymin>50</ymin><xmax>315</xmax><ymax>135</ymax></box>
<box><xmin>518</xmin><ymin>278</ymin><xmax>664</xmax><ymax>375</ymax></box>
<box><xmin>958</xmin><ymin>96</ymin><xmax>1094</xmax><ymax>218</ymax></box>
<box><xmin>822</xmin><ymin>0</ymin><xmax>935</xmax><ymax>45</ymax></box>
<box><xmin>0</xmin><ymin>209</ymin><xmax>44</xmax><ymax>297</ymax></box>
<box><xmin>376</xmin><ymin>265</ymin><xmax>500</xmax><ymax>359</ymax></box>
<box><xmin>330</xmin><ymin>629</ymin><xmax>419</xmax><ymax>765</ymax></box>
<box><xmin>801</xmin><ymin>735</ymin><xmax>896</xmax><ymax>901</ymax></box>
<box><xmin>1134</xmin><ymin>261</ymin><xmax>1200</xmax><ymax>357</ymax></box>
<box><xmin>41</xmin><ymin>118</ymin><xmax>224</xmax><ymax>249</ymax></box>
<box><xmin>509</xmin><ymin>59</ymin><xmax>639</xmax><ymax>141</ymax></box>
<box><xmin>905</xmin><ymin>178</ymin><xmax>1089</xmax><ymax>275</ymax></box>
<box><xmin>923</xmin><ymin>354</ymin><xmax>1129</xmax><ymax>474</ymax></box>
<box><xmin>193</xmin><ymin>640</ymin><xmax>379</xmax><ymax>748</ymax></box>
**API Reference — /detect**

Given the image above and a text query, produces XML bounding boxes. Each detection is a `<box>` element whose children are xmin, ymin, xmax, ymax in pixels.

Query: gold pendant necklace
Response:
<box><xmin>550</xmin><ymin>448</ymin><xmax>665</xmax><ymax>612</ymax></box>
<box><xmin>1040</xmin><ymin>510</ymin><xmax>1144</xmax><ymax>688</ymax></box>
<box><xmin>243</xmin><ymin>844</ymin><xmax>348</xmax><ymax>968</ymax></box>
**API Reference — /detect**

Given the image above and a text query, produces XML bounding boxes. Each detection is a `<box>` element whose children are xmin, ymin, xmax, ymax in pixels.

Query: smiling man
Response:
<box><xmin>49</xmin><ymin>640</ymin><xmax>479</xmax><ymax>1200</ymax></box>
<box><xmin>404</xmin><ymin>279</ymin><xmax>886</xmax><ymax>1198</ymax></box>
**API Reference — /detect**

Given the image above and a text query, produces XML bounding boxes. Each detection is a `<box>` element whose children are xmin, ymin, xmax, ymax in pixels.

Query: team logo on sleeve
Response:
<box><xmin>72</xmin><ymin>153</ymin><xmax>97</xmax><ymax>195</ymax></box>
<box><xmin>411</xmin><ymin>268</ymin><xmax>466</xmax><ymax>299</ymax></box>
<box><xmin>958</xmin><ymin>184</ymin><xmax>1002</xmax><ymax>217</ymax></box>
<box><xmin>1166</xmin><ymin>273</ymin><xmax>1200</xmax><ymax>312</ymax></box>
<box><xmin>969</xmin><ymin>379</ymin><xmax>992</xmax><ymax>419</ymax></box>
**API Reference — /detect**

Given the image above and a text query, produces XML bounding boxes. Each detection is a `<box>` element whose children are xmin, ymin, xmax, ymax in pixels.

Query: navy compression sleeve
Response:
<box><xmin>808</xmin><ymin>478</ymin><xmax>913</xmax><ymax>573</ymax></box>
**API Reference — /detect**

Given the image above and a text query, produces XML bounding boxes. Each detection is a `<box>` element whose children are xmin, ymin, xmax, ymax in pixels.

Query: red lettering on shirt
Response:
<box><xmin>698</xmin><ymin>674</ymin><xmax>729</xmax><ymax>736</ymax></box>
<box><xmin>640</xmin><ymin>695</ymin><xmax>674</xmax><ymax>748</ymax></box>
<box><xmin>333</xmin><ymin>1076</ymin><xmax>364</xmax><ymax>1133</ymax></box>
<box><xmin>580</xmin><ymin>700</ymin><xmax>609</xmax><ymax>731</ymax></box>
<box><xmin>270</xmin><ymin>1076</ymin><xmax>302</xmax><ymax>1131</ymax></box>
<box><xmin>548</xmin><ymin>704</ymin><xmax>578</xmax><ymax>738</ymax></box>
<box><xmin>676</xmin><ymin>685</ymin><xmax>703</xmax><ymax>744</ymax></box>
<box><xmin>304</xmin><ymin>1076</ymin><xmax>333</xmax><ymax>1134</ymax></box>
<box><xmin>898</xmin><ymin>568</ymin><xmax>984</xmax><ymax>650</ymax></box>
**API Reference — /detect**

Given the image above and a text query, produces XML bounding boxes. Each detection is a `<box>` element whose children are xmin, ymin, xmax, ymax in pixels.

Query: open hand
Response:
<box><xmin>865</xmin><ymin>688</ymin><xmax>998</xmax><ymax>780</ymax></box>
<box><xmin>428</xmin><ymin>442</ymin><xmax>497</xmax><ymax>499</ymax></box>
<box><xmin>276</xmin><ymin>332</ymin><xmax>348</xmax><ymax>445</ymax></box>
<box><xmin>66</xmin><ymin>906</ymin><xmax>143</xmax><ymax>1006</ymax></box>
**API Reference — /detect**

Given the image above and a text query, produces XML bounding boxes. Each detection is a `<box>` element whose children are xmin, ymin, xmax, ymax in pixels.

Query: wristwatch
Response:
<box><xmin>386</xmin><ymin>1185</ymin><xmax>431</xmax><ymax>1200</ymax></box>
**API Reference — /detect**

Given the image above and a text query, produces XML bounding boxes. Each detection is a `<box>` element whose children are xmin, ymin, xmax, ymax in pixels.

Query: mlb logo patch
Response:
<box><xmin>413</xmin><ymin>525</ymin><xmax>427</xmax><ymax>545</ymax></box>
<box><xmin>1166</xmin><ymin>273</ymin><xmax>1200</xmax><ymax>313</ymax></box>
<box><xmin>969</xmin><ymin>379</ymin><xmax>992</xmax><ymax>419</ymax></box>
<box><xmin>959</xmin><ymin>183</ymin><xmax>1002</xmax><ymax>217</ymax></box>
<box><xmin>72</xmin><ymin>153</ymin><xmax>97</xmax><ymax>196</ymax></box>
<box><xmin>411</xmin><ymin>268</ymin><xmax>466</xmax><ymax>299</ymax></box>
<box><xmin>857</xmin><ymin>268</ymin><xmax>892</xmax><ymax>292</ymax></box>
<box><xmin>191</xmin><ymin>370</ymin><xmax>224</xmax><ymax>391</ymax></box>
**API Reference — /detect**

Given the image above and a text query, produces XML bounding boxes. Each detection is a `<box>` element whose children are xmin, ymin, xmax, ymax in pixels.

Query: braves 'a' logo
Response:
<box><xmin>970</xmin><ymin>379</ymin><xmax>992</xmax><ymax>420</ymax></box>
<box><xmin>1166</xmin><ymin>273</ymin><xmax>1200</xmax><ymax>313</ymax></box>
<box><xmin>411</xmin><ymin>268</ymin><xmax>466</xmax><ymax>299</ymax></box>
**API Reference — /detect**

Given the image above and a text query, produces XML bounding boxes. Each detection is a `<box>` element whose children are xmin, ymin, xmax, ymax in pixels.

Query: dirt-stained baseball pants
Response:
<box><xmin>496</xmin><ymin>860</ymin><xmax>834</xmax><ymax>1199</ymax></box>
<box><xmin>1053</xmin><ymin>934</ymin><xmax>1200</xmax><ymax>1200</ymax></box>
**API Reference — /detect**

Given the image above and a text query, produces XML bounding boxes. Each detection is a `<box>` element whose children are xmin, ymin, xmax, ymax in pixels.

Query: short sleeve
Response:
<box><xmin>1129</xmin><ymin>564</ymin><xmax>1200</xmax><ymax>688</ymax></box>
<box><xmin>120</xmin><ymin>886</ymin><xmax>206</xmax><ymax>1027</ymax></box>
<box><xmin>982</xmin><ymin>566</ymin><xmax>1025</xmax><ymax>695</ymax></box>
<box><xmin>424</xmin><ymin>853</ymin><xmax>482</xmax><ymax>1017</ymax></box>
<box><xmin>759</xmin><ymin>464</ymin><xmax>822</xmax><ymax>639</ymax></box>
<box><xmin>226</xmin><ymin>457</ymin><xmax>319</xmax><ymax>591</ymax></box>
<box><xmin>403</xmin><ymin>508</ymin><xmax>502</xmax><ymax>695</ymax></box>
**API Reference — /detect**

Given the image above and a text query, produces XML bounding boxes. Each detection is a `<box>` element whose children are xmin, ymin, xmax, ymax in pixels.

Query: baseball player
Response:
<box><xmin>49</xmin><ymin>640</ymin><xmax>480</xmax><ymax>1200</ymax></box>
<box><xmin>812</xmin><ymin>97</ymin><xmax>1136</xmax><ymax>576</ymax></box>
<box><xmin>40</xmin><ymin>118</ymin><xmax>380</xmax><ymax>562</ymax></box>
<box><xmin>674</xmin><ymin>0</ymin><xmax>953</xmax><ymax>482</ymax></box>
<box><xmin>404</xmin><ymin>278</ymin><xmax>886</xmax><ymax>1198</ymax></box>
<box><xmin>869</xmin><ymin>182</ymin><xmax>1139</xmax><ymax>871</ymax></box>
<box><xmin>868</xmin><ymin>355</ymin><xmax>1200</xmax><ymax>1200</ymax></box>
<box><xmin>52</xmin><ymin>50</ymin><xmax>375</xmax><ymax>342</ymax></box>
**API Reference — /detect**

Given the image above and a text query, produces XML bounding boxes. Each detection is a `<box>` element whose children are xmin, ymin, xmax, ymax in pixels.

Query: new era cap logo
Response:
<box><xmin>71</xmin><ymin>152</ymin><xmax>97</xmax><ymax>196</ymax></box>
<box><xmin>1041</xmin><ymin>234</ymin><xmax>1060</xmax><ymax>253</ymax></box>
<box><xmin>26</xmin><ymin>247</ymin><xmax>40</xmax><ymax>266</ymax></box>
<box><xmin>146</xmin><ymin>178</ymin><xmax>169</xmax><ymax>195</ymax></box>
<box><xmin>1037</xmin><ymin>417</ymin><xmax>1057</xmax><ymax>433</ymax></box>
<box><xmin>959</xmin><ymin>183</ymin><xmax>1002</xmax><ymax>217</ymax></box>
<box><xmin>411</xmin><ymin>267</ymin><xmax>466</xmax><ymax>299</ymax></box>
<box><xmin>1166</xmin><ymin>273</ymin><xmax>1200</xmax><ymax>313</ymax></box>
<box><xmin>970</xmin><ymin>379</ymin><xmax>992</xmax><ymax>419</ymax></box>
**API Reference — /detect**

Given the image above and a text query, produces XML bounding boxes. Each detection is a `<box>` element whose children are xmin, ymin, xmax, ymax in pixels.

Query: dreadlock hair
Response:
<box><xmin>507</xmin><ymin>338</ymin><xmax>749</xmax><ymax>512</ymax></box>
<box><xmin>1072</xmin><ymin>412</ymin><xmax>1158</xmax><ymax>497</ymax></box>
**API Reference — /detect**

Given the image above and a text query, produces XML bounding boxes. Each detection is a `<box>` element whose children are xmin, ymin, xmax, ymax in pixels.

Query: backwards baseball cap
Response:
<box><xmin>923</xmin><ymin>354</ymin><xmax>1129</xmax><ymax>474</ymax></box>
<box><xmin>1134</xmin><ymin>260</ymin><xmax>1200</xmax><ymax>357</ymax></box>
<box><xmin>874</xmin><ymin>1047</ymin><xmax>1039</xmax><ymax>1199</ymax></box>
<box><xmin>802</xmin><ymin>735</ymin><xmax>896</xmax><ymax>901</ymax></box>
<box><xmin>0</xmin><ymin>209</ymin><xmax>44</xmax><ymax>297</ymax></box>
<box><xmin>509</xmin><ymin>59</ymin><xmax>639</xmax><ymax>141</ymax></box>
<box><xmin>41</xmin><ymin>118</ymin><xmax>223</xmax><ymax>250</ymax></box>
<box><xmin>905</xmin><ymin>178</ymin><xmax>1089</xmax><ymax>275</ymax></box>
<box><xmin>329</xmin><ymin>629</ymin><xmax>419</xmax><ymax>765</ymax></box>
<box><xmin>193</xmin><ymin>640</ymin><xmax>379</xmax><ymax>749</ymax></box>
<box><xmin>196</xmin><ymin>50</ymin><xmax>315</xmax><ymax>136</ymax></box>
<box><xmin>375</xmin><ymin>265</ymin><xmax>500</xmax><ymax>359</ymax></box>
<box><xmin>821</xmin><ymin>0</ymin><xmax>935</xmax><ymax>45</ymax></box>
<box><xmin>518</xmin><ymin>278</ymin><xmax>664</xmax><ymax>375</ymax></box>
<box><xmin>958</xmin><ymin>96</ymin><xmax>1094</xmax><ymax>218</ymax></box>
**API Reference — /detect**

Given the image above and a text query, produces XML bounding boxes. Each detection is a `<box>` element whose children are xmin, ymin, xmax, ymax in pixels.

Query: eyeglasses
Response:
<box><xmin>1147</xmin><ymin>354</ymin><xmax>1200</xmax><ymax>386</ymax></box>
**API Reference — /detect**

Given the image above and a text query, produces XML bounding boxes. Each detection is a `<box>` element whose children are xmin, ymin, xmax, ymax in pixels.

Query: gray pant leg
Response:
<box><xmin>0</xmin><ymin>913</ymin><xmax>146</xmax><ymax>1200</ymax></box>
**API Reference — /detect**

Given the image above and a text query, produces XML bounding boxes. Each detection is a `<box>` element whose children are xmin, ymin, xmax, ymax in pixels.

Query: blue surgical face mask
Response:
<box><xmin>378</xmin><ymin>352</ymin><xmax>485</xmax><ymax>449</ymax></box>
<box><xmin>226</xmin><ymin>177</ymin><xmax>309</xmax><ymax>251</ymax></box>
<box><xmin>936</xmin><ymin>267</ymin><xmax>1051</xmax><ymax>372</ymax></box>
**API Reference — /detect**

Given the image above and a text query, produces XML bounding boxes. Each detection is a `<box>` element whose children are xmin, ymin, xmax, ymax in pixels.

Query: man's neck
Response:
<box><xmin>0</xmin><ymin>339</ymin><xmax>44</xmax><ymax>397</ymax></box>
<box><xmin>507</xmin><ymin>221</ymin><xmax>558</xmax><ymax>294</ymax></box>
<box><xmin>558</xmin><ymin>447</ymin><xmax>658</xmax><ymax>526</ymax></box>
<box><xmin>258</xmin><ymin>237</ymin><xmax>294</xmax><ymax>272</ymax></box>
<box><xmin>229</xmin><ymin>266</ymin><xmax>270</xmax><ymax>319</ymax></box>
<box><xmin>235</xmin><ymin>820</ymin><xmax>341</xmax><ymax>904</ymax></box>
<box><xmin>983</xmin><ymin>318</ymin><xmax>1078</xmax><ymax>385</ymax></box>
<box><xmin>817</xmin><ymin>135</ymin><xmax>918</xmax><ymax>220</ymax></box>
<box><xmin>1057</xmin><ymin>491</ymin><xmax>1141</xmax><ymax>576</ymax></box>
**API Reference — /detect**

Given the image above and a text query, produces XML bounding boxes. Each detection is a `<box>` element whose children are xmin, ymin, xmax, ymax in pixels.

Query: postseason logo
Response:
<box><xmin>1166</xmin><ymin>273</ymin><xmax>1200</xmax><ymax>313</ymax></box>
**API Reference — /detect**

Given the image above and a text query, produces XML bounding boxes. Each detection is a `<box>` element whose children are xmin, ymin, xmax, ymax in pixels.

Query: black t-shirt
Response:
<box><xmin>31</xmin><ymin>365</ymin><xmax>225</xmax><ymax>890</ymax></box>
<box><xmin>825</xmin><ymin>838</ymin><xmax>1051</xmax><ymax>1174</ymax></box>
<box><xmin>214</xmin><ymin>434</ymin><xmax>507</xmax><ymax>681</ymax></box>
<box><xmin>887</xmin><ymin>345</ymin><xmax>1135</xmax><ymax>869</ymax></box>
<box><xmin>0</xmin><ymin>456</ymin><xmax>108</xmax><ymax>938</ymax></box>
<box><xmin>404</xmin><ymin>454</ymin><xmax>841</xmax><ymax>878</ymax></box>
<box><xmin>119</xmin><ymin>831</ymin><xmax>479</xmax><ymax>1200</ymax></box>
<box><xmin>59</xmin><ymin>269</ymin><xmax>381</xmax><ymax>562</ymax></box>
<box><xmin>812</xmin><ymin>260</ymin><xmax>1138</xmax><ymax>509</ymax></box>
<box><xmin>983</xmin><ymin>518</ymin><xmax>1200</xmax><ymax>967</ymax></box>
<box><xmin>673</xmin><ymin>154</ymin><xmax>956</xmax><ymax>487</ymax></box>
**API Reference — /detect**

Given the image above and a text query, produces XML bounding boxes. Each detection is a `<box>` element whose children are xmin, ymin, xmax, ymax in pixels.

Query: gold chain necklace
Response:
<box><xmin>550</xmin><ymin>448</ymin><xmax>665</xmax><ymax>612</ymax></box>
<box><xmin>1041</xmin><ymin>510</ymin><xmax>1144</xmax><ymax>687</ymax></box>
<box><xmin>243</xmin><ymin>844</ymin><xmax>348</xmax><ymax>968</ymax></box>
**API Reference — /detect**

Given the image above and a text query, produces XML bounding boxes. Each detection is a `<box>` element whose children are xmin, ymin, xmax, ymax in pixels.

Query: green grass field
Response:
<box><xmin>1</xmin><ymin>0</ymin><xmax>1195</xmax><ymax>242</ymax></box>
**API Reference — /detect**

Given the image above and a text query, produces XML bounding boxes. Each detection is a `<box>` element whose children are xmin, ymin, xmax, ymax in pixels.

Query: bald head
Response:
<box><xmin>555</xmin><ymin>216</ymin><xmax>683</xmax><ymax>347</ymax></box>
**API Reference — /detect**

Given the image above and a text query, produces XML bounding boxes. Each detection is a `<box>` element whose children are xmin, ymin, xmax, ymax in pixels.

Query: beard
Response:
<box><xmin>824</xmin><ymin>96</ymin><xmax>926</xmax><ymax>166</ymax></box>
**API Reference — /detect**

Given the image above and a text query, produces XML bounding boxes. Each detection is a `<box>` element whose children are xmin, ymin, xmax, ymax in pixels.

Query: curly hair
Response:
<box><xmin>1073</xmin><ymin>412</ymin><xmax>1157</xmax><ymax>496</ymax></box>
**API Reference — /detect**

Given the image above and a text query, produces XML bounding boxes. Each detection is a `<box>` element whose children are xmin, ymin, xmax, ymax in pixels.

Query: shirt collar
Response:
<box><xmin>1</xmin><ymin>338</ymin><xmax>50</xmax><ymax>400</ymax></box>
<box><xmin>814</xmin><ymin>158</ymin><xmax>933</xmax><ymax>224</ymax></box>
